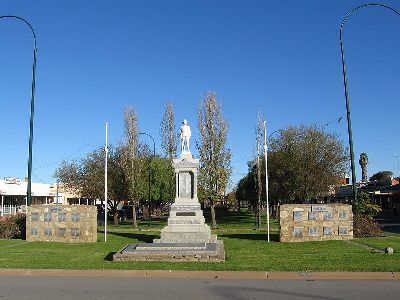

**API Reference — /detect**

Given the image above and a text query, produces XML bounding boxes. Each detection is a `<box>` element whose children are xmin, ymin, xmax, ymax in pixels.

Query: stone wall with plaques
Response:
<box><xmin>279</xmin><ymin>204</ymin><xmax>353</xmax><ymax>242</ymax></box>
<box><xmin>26</xmin><ymin>205</ymin><xmax>97</xmax><ymax>243</ymax></box>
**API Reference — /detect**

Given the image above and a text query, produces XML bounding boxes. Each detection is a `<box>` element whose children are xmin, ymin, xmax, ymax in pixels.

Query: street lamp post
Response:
<box><xmin>339</xmin><ymin>3</ymin><xmax>400</xmax><ymax>203</ymax></box>
<box><xmin>0</xmin><ymin>16</ymin><xmax>37</xmax><ymax>206</ymax></box>
<box><xmin>139</xmin><ymin>132</ymin><xmax>155</xmax><ymax>226</ymax></box>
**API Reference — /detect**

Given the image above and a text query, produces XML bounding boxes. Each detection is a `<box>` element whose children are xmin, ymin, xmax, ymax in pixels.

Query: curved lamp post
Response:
<box><xmin>339</xmin><ymin>3</ymin><xmax>400</xmax><ymax>203</ymax></box>
<box><xmin>139</xmin><ymin>132</ymin><xmax>155</xmax><ymax>226</ymax></box>
<box><xmin>0</xmin><ymin>16</ymin><xmax>37</xmax><ymax>206</ymax></box>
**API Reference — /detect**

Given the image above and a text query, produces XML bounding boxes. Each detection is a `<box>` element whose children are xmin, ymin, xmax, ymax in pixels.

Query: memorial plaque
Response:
<box><xmin>293</xmin><ymin>227</ymin><xmax>303</xmax><ymax>237</ymax></box>
<box><xmin>338</xmin><ymin>226</ymin><xmax>349</xmax><ymax>235</ymax></box>
<box><xmin>179</xmin><ymin>172</ymin><xmax>192</xmax><ymax>198</ymax></box>
<box><xmin>323</xmin><ymin>211</ymin><xmax>333</xmax><ymax>221</ymax></box>
<box><xmin>58</xmin><ymin>228</ymin><xmax>66</xmax><ymax>237</ymax></box>
<box><xmin>71</xmin><ymin>213</ymin><xmax>80</xmax><ymax>222</ymax></box>
<box><xmin>308</xmin><ymin>211</ymin><xmax>318</xmax><ymax>221</ymax></box>
<box><xmin>71</xmin><ymin>228</ymin><xmax>80</xmax><ymax>237</ymax></box>
<box><xmin>293</xmin><ymin>211</ymin><xmax>303</xmax><ymax>221</ymax></box>
<box><xmin>309</xmin><ymin>227</ymin><xmax>318</xmax><ymax>236</ymax></box>
<box><xmin>44</xmin><ymin>228</ymin><xmax>52</xmax><ymax>236</ymax></box>
<box><xmin>44</xmin><ymin>213</ymin><xmax>52</xmax><ymax>222</ymax></box>
<box><xmin>323</xmin><ymin>227</ymin><xmax>333</xmax><ymax>236</ymax></box>
<box><xmin>58</xmin><ymin>213</ymin><xmax>66</xmax><ymax>222</ymax></box>
<box><xmin>176</xmin><ymin>205</ymin><xmax>195</xmax><ymax>211</ymax></box>
<box><xmin>176</xmin><ymin>212</ymin><xmax>196</xmax><ymax>217</ymax></box>
<box><xmin>311</xmin><ymin>205</ymin><xmax>329</xmax><ymax>212</ymax></box>
<box><xmin>338</xmin><ymin>211</ymin><xmax>348</xmax><ymax>220</ymax></box>
<box><xmin>49</xmin><ymin>207</ymin><xmax>63</xmax><ymax>213</ymax></box>
<box><xmin>31</xmin><ymin>212</ymin><xmax>39</xmax><ymax>222</ymax></box>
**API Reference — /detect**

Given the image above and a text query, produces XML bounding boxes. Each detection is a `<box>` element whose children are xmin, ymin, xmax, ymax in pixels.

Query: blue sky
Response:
<box><xmin>1</xmin><ymin>0</ymin><xmax>400</xmax><ymax>189</ymax></box>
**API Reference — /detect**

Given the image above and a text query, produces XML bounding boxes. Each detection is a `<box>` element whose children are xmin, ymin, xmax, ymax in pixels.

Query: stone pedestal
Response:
<box><xmin>113</xmin><ymin>152</ymin><xmax>224</xmax><ymax>262</ymax></box>
<box><xmin>155</xmin><ymin>153</ymin><xmax>211</xmax><ymax>244</ymax></box>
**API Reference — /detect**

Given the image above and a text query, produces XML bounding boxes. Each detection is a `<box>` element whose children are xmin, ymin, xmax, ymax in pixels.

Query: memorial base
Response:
<box><xmin>113</xmin><ymin>234</ymin><xmax>225</xmax><ymax>262</ymax></box>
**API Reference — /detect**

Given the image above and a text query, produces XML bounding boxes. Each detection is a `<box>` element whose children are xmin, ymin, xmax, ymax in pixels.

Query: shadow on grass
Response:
<box><xmin>104</xmin><ymin>252</ymin><xmax>117</xmax><ymax>261</ymax></box>
<box><xmin>109</xmin><ymin>231</ymin><xmax>158</xmax><ymax>243</ymax></box>
<box><xmin>220</xmin><ymin>232</ymin><xmax>280</xmax><ymax>242</ymax></box>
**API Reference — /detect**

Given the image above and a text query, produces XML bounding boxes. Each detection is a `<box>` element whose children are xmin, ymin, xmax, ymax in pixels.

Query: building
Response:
<box><xmin>0</xmin><ymin>177</ymin><xmax>56</xmax><ymax>215</ymax></box>
<box><xmin>332</xmin><ymin>177</ymin><xmax>400</xmax><ymax>215</ymax></box>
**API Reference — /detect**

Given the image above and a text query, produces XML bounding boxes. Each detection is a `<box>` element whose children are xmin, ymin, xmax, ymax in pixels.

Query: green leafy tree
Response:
<box><xmin>236</xmin><ymin>162</ymin><xmax>257</xmax><ymax>210</ymax></box>
<box><xmin>353</xmin><ymin>192</ymin><xmax>382</xmax><ymax>237</ymax></box>
<box><xmin>197</xmin><ymin>91</ymin><xmax>232</xmax><ymax>228</ymax></box>
<box><xmin>149</xmin><ymin>156</ymin><xmax>175</xmax><ymax>209</ymax></box>
<box><xmin>236</xmin><ymin>124</ymin><xmax>348</xmax><ymax>211</ymax></box>
<box><xmin>353</xmin><ymin>192</ymin><xmax>382</xmax><ymax>217</ymax></box>
<box><xmin>55</xmin><ymin>146</ymin><xmax>129</xmax><ymax>225</ymax></box>
<box><xmin>268</xmin><ymin>125</ymin><xmax>348</xmax><ymax>203</ymax></box>
<box><xmin>369</xmin><ymin>171</ymin><xmax>393</xmax><ymax>182</ymax></box>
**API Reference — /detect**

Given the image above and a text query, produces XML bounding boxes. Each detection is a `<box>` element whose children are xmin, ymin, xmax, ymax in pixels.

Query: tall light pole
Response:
<box><xmin>339</xmin><ymin>3</ymin><xmax>400</xmax><ymax>203</ymax></box>
<box><xmin>0</xmin><ymin>16</ymin><xmax>37</xmax><ymax>206</ymax></box>
<box><xmin>139</xmin><ymin>132</ymin><xmax>155</xmax><ymax>226</ymax></box>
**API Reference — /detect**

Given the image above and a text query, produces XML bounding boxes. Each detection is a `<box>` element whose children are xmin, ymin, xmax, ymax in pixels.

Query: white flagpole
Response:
<box><xmin>104</xmin><ymin>122</ymin><xmax>108</xmax><ymax>242</ymax></box>
<box><xmin>264</xmin><ymin>121</ymin><xmax>270</xmax><ymax>242</ymax></box>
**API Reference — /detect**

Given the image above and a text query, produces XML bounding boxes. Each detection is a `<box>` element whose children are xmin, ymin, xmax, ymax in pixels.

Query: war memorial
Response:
<box><xmin>113</xmin><ymin>120</ymin><xmax>225</xmax><ymax>262</ymax></box>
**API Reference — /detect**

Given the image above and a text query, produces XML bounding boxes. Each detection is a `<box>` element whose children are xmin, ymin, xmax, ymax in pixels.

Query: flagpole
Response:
<box><xmin>264</xmin><ymin>121</ymin><xmax>270</xmax><ymax>242</ymax></box>
<box><xmin>104</xmin><ymin>122</ymin><xmax>108</xmax><ymax>242</ymax></box>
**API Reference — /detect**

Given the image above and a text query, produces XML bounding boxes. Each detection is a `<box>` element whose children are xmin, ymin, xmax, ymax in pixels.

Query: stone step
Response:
<box><xmin>136</xmin><ymin>242</ymin><xmax>207</xmax><ymax>251</ymax></box>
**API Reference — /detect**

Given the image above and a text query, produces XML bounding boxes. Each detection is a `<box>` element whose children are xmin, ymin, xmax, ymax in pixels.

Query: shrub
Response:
<box><xmin>12</xmin><ymin>214</ymin><xmax>26</xmax><ymax>239</ymax></box>
<box><xmin>353</xmin><ymin>192</ymin><xmax>382</xmax><ymax>238</ymax></box>
<box><xmin>0</xmin><ymin>214</ymin><xmax>26</xmax><ymax>239</ymax></box>
<box><xmin>353</xmin><ymin>192</ymin><xmax>381</xmax><ymax>217</ymax></box>
<box><xmin>353</xmin><ymin>215</ymin><xmax>382</xmax><ymax>237</ymax></box>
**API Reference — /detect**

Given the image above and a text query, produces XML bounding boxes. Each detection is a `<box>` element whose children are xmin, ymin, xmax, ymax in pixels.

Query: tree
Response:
<box><xmin>236</xmin><ymin>124</ymin><xmax>348</xmax><ymax>211</ymax></box>
<box><xmin>55</xmin><ymin>146</ymin><xmax>129</xmax><ymax>225</ymax></box>
<box><xmin>254</xmin><ymin>111</ymin><xmax>264</xmax><ymax>227</ymax></box>
<box><xmin>54</xmin><ymin>159</ymin><xmax>82</xmax><ymax>196</ymax></box>
<box><xmin>353</xmin><ymin>192</ymin><xmax>382</xmax><ymax>237</ymax></box>
<box><xmin>197</xmin><ymin>91</ymin><xmax>232</xmax><ymax>228</ymax></box>
<box><xmin>123</xmin><ymin>106</ymin><xmax>140</xmax><ymax>228</ymax></box>
<box><xmin>267</xmin><ymin>125</ymin><xmax>348</xmax><ymax>203</ymax></box>
<box><xmin>107</xmin><ymin>146</ymin><xmax>130</xmax><ymax>225</ymax></box>
<box><xmin>148</xmin><ymin>156</ymin><xmax>175</xmax><ymax>209</ymax></box>
<box><xmin>236</xmin><ymin>162</ymin><xmax>257</xmax><ymax>210</ymax></box>
<box><xmin>160</xmin><ymin>101</ymin><xmax>178</xmax><ymax>159</ymax></box>
<box><xmin>369</xmin><ymin>171</ymin><xmax>393</xmax><ymax>182</ymax></box>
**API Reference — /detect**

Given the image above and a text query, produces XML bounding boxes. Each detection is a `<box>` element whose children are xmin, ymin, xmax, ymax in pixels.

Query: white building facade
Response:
<box><xmin>0</xmin><ymin>177</ymin><xmax>62</xmax><ymax>216</ymax></box>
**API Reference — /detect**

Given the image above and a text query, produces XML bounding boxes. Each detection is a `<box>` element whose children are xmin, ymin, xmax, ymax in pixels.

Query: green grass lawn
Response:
<box><xmin>0</xmin><ymin>209</ymin><xmax>399</xmax><ymax>272</ymax></box>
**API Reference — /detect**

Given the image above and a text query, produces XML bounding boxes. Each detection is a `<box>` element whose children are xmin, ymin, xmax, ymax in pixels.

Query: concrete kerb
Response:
<box><xmin>0</xmin><ymin>269</ymin><xmax>398</xmax><ymax>280</ymax></box>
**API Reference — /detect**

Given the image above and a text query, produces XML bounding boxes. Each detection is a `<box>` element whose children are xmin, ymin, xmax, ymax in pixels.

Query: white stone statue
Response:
<box><xmin>180</xmin><ymin>119</ymin><xmax>191</xmax><ymax>153</ymax></box>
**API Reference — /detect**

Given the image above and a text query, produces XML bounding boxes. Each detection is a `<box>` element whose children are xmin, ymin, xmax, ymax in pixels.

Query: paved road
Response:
<box><xmin>1</xmin><ymin>276</ymin><xmax>400</xmax><ymax>300</ymax></box>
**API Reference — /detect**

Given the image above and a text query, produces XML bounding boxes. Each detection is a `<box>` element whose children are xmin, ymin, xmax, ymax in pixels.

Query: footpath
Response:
<box><xmin>0</xmin><ymin>268</ymin><xmax>399</xmax><ymax>280</ymax></box>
